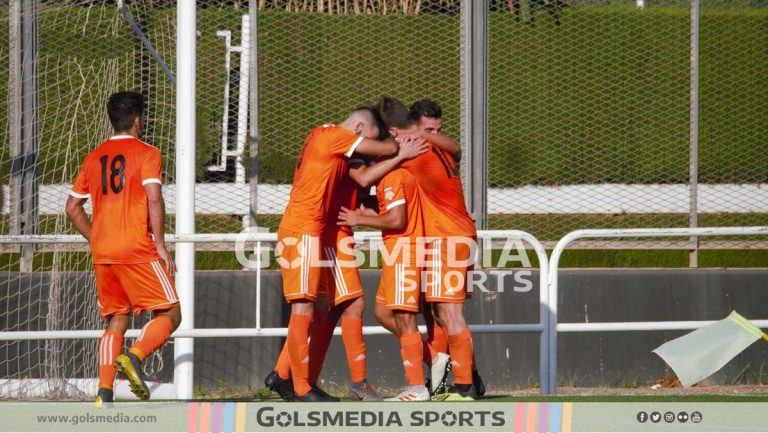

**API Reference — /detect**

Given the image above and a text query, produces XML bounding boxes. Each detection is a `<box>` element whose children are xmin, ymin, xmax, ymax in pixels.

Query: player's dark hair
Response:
<box><xmin>368</xmin><ymin>106</ymin><xmax>390</xmax><ymax>140</ymax></box>
<box><xmin>107</xmin><ymin>91</ymin><xmax>144</xmax><ymax>132</ymax></box>
<box><xmin>376</xmin><ymin>96</ymin><xmax>416</xmax><ymax>129</ymax></box>
<box><xmin>409</xmin><ymin>99</ymin><xmax>442</xmax><ymax>120</ymax></box>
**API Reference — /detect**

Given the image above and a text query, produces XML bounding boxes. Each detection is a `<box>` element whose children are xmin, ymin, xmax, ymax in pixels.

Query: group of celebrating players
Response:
<box><xmin>266</xmin><ymin>96</ymin><xmax>484</xmax><ymax>402</ymax></box>
<box><xmin>66</xmin><ymin>91</ymin><xmax>483</xmax><ymax>405</ymax></box>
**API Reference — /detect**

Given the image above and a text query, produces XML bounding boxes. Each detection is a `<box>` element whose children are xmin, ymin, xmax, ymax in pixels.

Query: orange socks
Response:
<box><xmin>98</xmin><ymin>330</ymin><xmax>123</xmax><ymax>390</ymax></box>
<box><xmin>308</xmin><ymin>310</ymin><xmax>336</xmax><ymax>384</ymax></box>
<box><xmin>130</xmin><ymin>315</ymin><xmax>173</xmax><ymax>361</ymax></box>
<box><xmin>423</xmin><ymin>324</ymin><xmax>448</xmax><ymax>364</ymax></box>
<box><xmin>399</xmin><ymin>332</ymin><xmax>425</xmax><ymax>386</ymax></box>
<box><xmin>286</xmin><ymin>313</ymin><xmax>312</xmax><ymax>396</ymax></box>
<box><xmin>274</xmin><ymin>344</ymin><xmax>291</xmax><ymax>380</ymax></box>
<box><xmin>341</xmin><ymin>316</ymin><xmax>366</xmax><ymax>383</ymax></box>
<box><xmin>447</xmin><ymin>329</ymin><xmax>474</xmax><ymax>385</ymax></box>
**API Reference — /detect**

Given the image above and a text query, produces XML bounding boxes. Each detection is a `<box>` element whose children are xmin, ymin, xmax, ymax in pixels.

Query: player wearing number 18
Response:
<box><xmin>65</xmin><ymin>91</ymin><xmax>181</xmax><ymax>405</ymax></box>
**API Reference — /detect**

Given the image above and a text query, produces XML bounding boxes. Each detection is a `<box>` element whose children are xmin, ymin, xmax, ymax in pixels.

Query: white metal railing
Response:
<box><xmin>0</xmin><ymin>229</ymin><xmax>551</xmax><ymax>396</ymax></box>
<box><xmin>547</xmin><ymin>226</ymin><xmax>768</xmax><ymax>395</ymax></box>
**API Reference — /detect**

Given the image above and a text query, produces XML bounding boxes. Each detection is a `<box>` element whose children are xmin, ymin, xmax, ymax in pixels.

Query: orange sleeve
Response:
<box><xmin>141</xmin><ymin>148</ymin><xmax>162</xmax><ymax>186</ymax></box>
<box><xmin>377</xmin><ymin>171</ymin><xmax>407</xmax><ymax>213</ymax></box>
<box><xmin>69</xmin><ymin>159</ymin><xmax>91</xmax><ymax>199</ymax></box>
<box><xmin>327</xmin><ymin>126</ymin><xmax>364</xmax><ymax>158</ymax></box>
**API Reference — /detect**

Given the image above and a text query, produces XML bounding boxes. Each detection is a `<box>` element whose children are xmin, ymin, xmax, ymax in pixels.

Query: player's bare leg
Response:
<box><xmin>432</xmin><ymin>302</ymin><xmax>476</xmax><ymax>400</ymax></box>
<box><xmin>385</xmin><ymin>312</ymin><xmax>429</xmax><ymax>401</ymax></box>
<box><xmin>374</xmin><ymin>303</ymin><xmax>398</xmax><ymax>335</ymax></box>
<box><xmin>95</xmin><ymin>314</ymin><xmax>129</xmax><ymax>406</ymax></box>
<box><xmin>116</xmin><ymin>306</ymin><xmax>181</xmax><ymax>400</ymax></box>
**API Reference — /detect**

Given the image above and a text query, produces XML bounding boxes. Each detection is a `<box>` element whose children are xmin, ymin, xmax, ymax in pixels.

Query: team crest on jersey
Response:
<box><xmin>384</xmin><ymin>187</ymin><xmax>395</xmax><ymax>201</ymax></box>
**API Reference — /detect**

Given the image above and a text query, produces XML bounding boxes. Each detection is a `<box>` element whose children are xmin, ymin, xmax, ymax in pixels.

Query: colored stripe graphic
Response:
<box><xmin>538</xmin><ymin>403</ymin><xmax>549</xmax><ymax>432</ymax></box>
<box><xmin>235</xmin><ymin>403</ymin><xmax>246</xmax><ymax>433</ymax></box>
<box><xmin>222</xmin><ymin>403</ymin><xmax>235</xmax><ymax>433</ymax></box>
<box><xmin>514</xmin><ymin>402</ymin><xmax>525</xmax><ymax>433</ymax></box>
<box><xmin>562</xmin><ymin>402</ymin><xmax>574</xmax><ymax>433</ymax></box>
<box><xmin>526</xmin><ymin>403</ymin><xmax>537</xmax><ymax>433</ymax></box>
<box><xmin>187</xmin><ymin>403</ymin><xmax>198</xmax><ymax>433</ymax></box>
<box><xmin>199</xmin><ymin>403</ymin><xmax>211</xmax><ymax>433</ymax></box>
<box><xmin>549</xmin><ymin>402</ymin><xmax>563</xmax><ymax>433</ymax></box>
<box><xmin>211</xmin><ymin>403</ymin><xmax>223</xmax><ymax>433</ymax></box>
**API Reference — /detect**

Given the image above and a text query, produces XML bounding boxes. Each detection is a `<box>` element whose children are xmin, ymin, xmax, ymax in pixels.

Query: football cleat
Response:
<box><xmin>431</xmin><ymin>383</ymin><xmax>476</xmax><ymax>401</ymax></box>
<box><xmin>349</xmin><ymin>382</ymin><xmax>383</xmax><ymax>401</ymax></box>
<box><xmin>472</xmin><ymin>370</ymin><xmax>486</xmax><ymax>397</ymax></box>
<box><xmin>429</xmin><ymin>352</ymin><xmax>451</xmax><ymax>395</ymax></box>
<box><xmin>94</xmin><ymin>387</ymin><xmax>114</xmax><ymax>408</ymax></box>
<box><xmin>384</xmin><ymin>386</ymin><xmax>430</xmax><ymax>402</ymax></box>
<box><xmin>264</xmin><ymin>371</ymin><xmax>295</xmax><ymax>401</ymax></box>
<box><xmin>310</xmin><ymin>385</ymin><xmax>341</xmax><ymax>402</ymax></box>
<box><xmin>293</xmin><ymin>388</ymin><xmax>341</xmax><ymax>402</ymax></box>
<box><xmin>115</xmin><ymin>353</ymin><xmax>150</xmax><ymax>400</ymax></box>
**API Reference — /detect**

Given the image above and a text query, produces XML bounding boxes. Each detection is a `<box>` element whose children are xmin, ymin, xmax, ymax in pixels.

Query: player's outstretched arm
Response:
<box><xmin>348</xmin><ymin>137</ymin><xmax>427</xmax><ymax>188</ymax></box>
<box><xmin>65</xmin><ymin>196</ymin><xmax>92</xmax><ymax>241</ymax></box>
<box><xmin>353</xmin><ymin>136</ymin><xmax>399</xmax><ymax>157</ymax></box>
<box><xmin>337</xmin><ymin>204</ymin><xmax>405</xmax><ymax>231</ymax></box>
<box><xmin>424</xmin><ymin>131</ymin><xmax>461</xmax><ymax>161</ymax></box>
<box><xmin>145</xmin><ymin>183</ymin><xmax>176</xmax><ymax>277</ymax></box>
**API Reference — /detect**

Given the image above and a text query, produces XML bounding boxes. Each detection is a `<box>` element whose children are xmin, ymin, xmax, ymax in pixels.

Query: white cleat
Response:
<box><xmin>430</xmin><ymin>352</ymin><xmax>451</xmax><ymax>395</ymax></box>
<box><xmin>384</xmin><ymin>386</ymin><xmax>430</xmax><ymax>402</ymax></box>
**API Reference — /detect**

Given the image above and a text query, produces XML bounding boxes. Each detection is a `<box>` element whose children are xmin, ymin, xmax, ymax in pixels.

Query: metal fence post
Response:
<box><xmin>462</xmin><ymin>0</ymin><xmax>489</xmax><ymax>230</ymax></box>
<box><xmin>249</xmin><ymin>3</ymin><xmax>259</xmax><ymax>228</ymax></box>
<box><xmin>174</xmin><ymin>0</ymin><xmax>196</xmax><ymax>400</ymax></box>
<box><xmin>9</xmin><ymin>0</ymin><xmax>39</xmax><ymax>273</ymax></box>
<box><xmin>689</xmin><ymin>0</ymin><xmax>700</xmax><ymax>268</ymax></box>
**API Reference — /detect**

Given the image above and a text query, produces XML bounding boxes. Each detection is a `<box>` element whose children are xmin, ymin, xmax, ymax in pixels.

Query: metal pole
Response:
<box><xmin>689</xmin><ymin>0</ymin><xmax>700</xmax><ymax>268</ymax></box>
<box><xmin>9</xmin><ymin>0</ymin><xmax>39</xmax><ymax>273</ymax></box>
<box><xmin>174</xmin><ymin>0</ymin><xmax>196</xmax><ymax>401</ymax></box>
<box><xmin>248</xmin><ymin>3</ymin><xmax>259</xmax><ymax>228</ymax></box>
<box><xmin>460</xmin><ymin>0</ymin><xmax>472</xmax><ymax>200</ymax></box>
<box><xmin>470</xmin><ymin>0</ymin><xmax>489</xmax><ymax>230</ymax></box>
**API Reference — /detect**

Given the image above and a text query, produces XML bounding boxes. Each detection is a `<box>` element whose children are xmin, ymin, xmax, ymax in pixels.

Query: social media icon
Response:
<box><xmin>637</xmin><ymin>412</ymin><xmax>648</xmax><ymax>423</ymax></box>
<box><xmin>664</xmin><ymin>412</ymin><xmax>675</xmax><ymax>423</ymax></box>
<box><xmin>678</xmin><ymin>412</ymin><xmax>689</xmax><ymax>423</ymax></box>
<box><xmin>691</xmin><ymin>411</ymin><xmax>703</xmax><ymax>423</ymax></box>
<box><xmin>650</xmin><ymin>412</ymin><xmax>661</xmax><ymax>423</ymax></box>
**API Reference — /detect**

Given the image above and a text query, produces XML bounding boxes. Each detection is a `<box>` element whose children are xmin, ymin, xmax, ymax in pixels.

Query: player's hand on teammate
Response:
<box><xmin>155</xmin><ymin>242</ymin><xmax>177</xmax><ymax>277</ymax></box>
<box><xmin>337</xmin><ymin>206</ymin><xmax>362</xmax><ymax>227</ymax></box>
<box><xmin>357</xmin><ymin>204</ymin><xmax>378</xmax><ymax>217</ymax></box>
<box><xmin>397</xmin><ymin>134</ymin><xmax>428</xmax><ymax>160</ymax></box>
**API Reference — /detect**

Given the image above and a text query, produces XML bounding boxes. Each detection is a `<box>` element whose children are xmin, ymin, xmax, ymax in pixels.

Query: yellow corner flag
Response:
<box><xmin>653</xmin><ymin>311</ymin><xmax>767</xmax><ymax>387</ymax></box>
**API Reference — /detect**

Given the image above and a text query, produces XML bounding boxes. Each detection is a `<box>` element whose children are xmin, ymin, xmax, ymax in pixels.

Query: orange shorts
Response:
<box><xmin>376</xmin><ymin>242</ymin><xmax>422</xmax><ymax>312</ymax></box>
<box><xmin>277</xmin><ymin>228</ymin><xmax>322</xmax><ymax>302</ymax></box>
<box><xmin>318</xmin><ymin>230</ymin><xmax>363</xmax><ymax>306</ymax></box>
<box><xmin>424</xmin><ymin>237</ymin><xmax>477</xmax><ymax>304</ymax></box>
<box><xmin>95</xmin><ymin>260</ymin><xmax>179</xmax><ymax>318</ymax></box>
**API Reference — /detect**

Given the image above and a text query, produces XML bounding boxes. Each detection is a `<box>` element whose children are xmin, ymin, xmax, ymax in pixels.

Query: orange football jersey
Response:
<box><xmin>70</xmin><ymin>135</ymin><xmax>163</xmax><ymax>264</ymax></box>
<box><xmin>280</xmin><ymin>125</ymin><xmax>364</xmax><ymax>235</ymax></box>
<box><xmin>400</xmin><ymin>142</ymin><xmax>476</xmax><ymax>237</ymax></box>
<box><xmin>376</xmin><ymin>168</ymin><xmax>426</xmax><ymax>244</ymax></box>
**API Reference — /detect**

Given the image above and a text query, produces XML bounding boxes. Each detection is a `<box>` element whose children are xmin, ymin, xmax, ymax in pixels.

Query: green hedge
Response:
<box><xmin>0</xmin><ymin>5</ymin><xmax>766</xmax><ymax>188</ymax></box>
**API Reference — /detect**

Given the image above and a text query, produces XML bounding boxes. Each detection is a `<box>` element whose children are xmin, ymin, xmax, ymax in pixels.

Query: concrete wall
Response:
<box><xmin>2</xmin><ymin>269</ymin><xmax>768</xmax><ymax>393</ymax></box>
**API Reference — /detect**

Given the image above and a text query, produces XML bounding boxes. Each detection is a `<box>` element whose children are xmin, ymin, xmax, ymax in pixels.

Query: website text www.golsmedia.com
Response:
<box><xmin>35</xmin><ymin>412</ymin><xmax>157</xmax><ymax>426</ymax></box>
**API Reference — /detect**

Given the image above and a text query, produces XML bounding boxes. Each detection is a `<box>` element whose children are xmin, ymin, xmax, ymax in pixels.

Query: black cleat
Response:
<box><xmin>310</xmin><ymin>384</ymin><xmax>341</xmax><ymax>402</ymax></box>
<box><xmin>294</xmin><ymin>388</ymin><xmax>341</xmax><ymax>402</ymax></box>
<box><xmin>94</xmin><ymin>387</ymin><xmax>114</xmax><ymax>407</ymax></box>
<box><xmin>431</xmin><ymin>383</ymin><xmax>477</xmax><ymax>401</ymax></box>
<box><xmin>264</xmin><ymin>371</ymin><xmax>295</xmax><ymax>401</ymax></box>
<box><xmin>472</xmin><ymin>371</ymin><xmax>486</xmax><ymax>397</ymax></box>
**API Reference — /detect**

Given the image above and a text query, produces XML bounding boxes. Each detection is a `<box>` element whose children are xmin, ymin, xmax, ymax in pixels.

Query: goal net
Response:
<box><xmin>0</xmin><ymin>0</ymin><xmax>178</xmax><ymax>399</ymax></box>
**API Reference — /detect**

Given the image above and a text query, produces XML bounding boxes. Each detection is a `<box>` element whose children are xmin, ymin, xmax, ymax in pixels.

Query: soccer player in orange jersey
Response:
<box><xmin>65</xmin><ymin>91</ymin><xmax>180</xmax><ymax>405</ymax></box>
<box><xmin>267</xmin><ymin>139</ymin><xmax>425</xmax><ymax>402</ymax></box>
<box><xmin>376</xmin><ymin>97</ymin><xmax>481</xmax><ymax>400</ymax></box>
<box><xmin>410</xmin><ymin>99</ymin><xmax>486</xmax><ymax>397</ymax></box>
<box><xmin>338</xmin><ymin>120</ymin><xmax>431</xmax><ymax>401</ymax></box>
<box><xmin>270</xmin><ymin>107</ymin><xmax>422</xmax><ymax>402</ymax></box>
